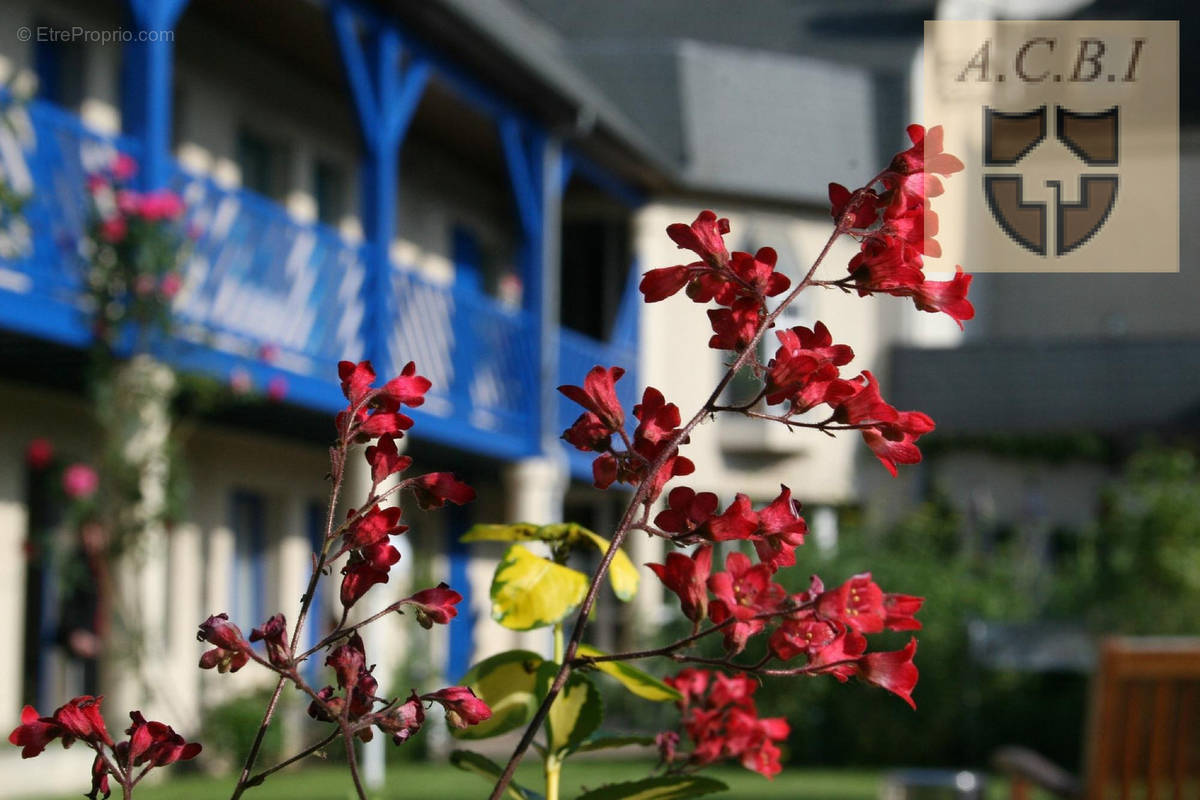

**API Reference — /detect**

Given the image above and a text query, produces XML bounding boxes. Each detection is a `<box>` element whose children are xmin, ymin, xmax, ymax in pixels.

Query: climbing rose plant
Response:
<box><xmin>453</xmin><ymin>124</ymin><xmax>971</xmax><ymax>800</ymax></box>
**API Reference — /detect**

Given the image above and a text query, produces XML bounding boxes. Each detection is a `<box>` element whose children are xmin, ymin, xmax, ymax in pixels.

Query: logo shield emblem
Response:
<box><xmin>983</xmin><ymin>105</ymin><xmax>1119</xmax><ymax>256</ymax></box>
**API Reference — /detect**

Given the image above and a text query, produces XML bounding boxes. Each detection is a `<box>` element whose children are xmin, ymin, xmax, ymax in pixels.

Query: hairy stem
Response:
<box><xmin>487</xmin><ymin>225</ymin><xmax>845</xmax><ymax>800</ymax></box>
<box><xmin>244</xmin><ymin>729</ymin><xmax>340</xmax><ymax>788</ymax></box>
<box><xmin>230</xmin><ymin>442</ymin><xmax>347</xmax><ymax>800</ymax></box>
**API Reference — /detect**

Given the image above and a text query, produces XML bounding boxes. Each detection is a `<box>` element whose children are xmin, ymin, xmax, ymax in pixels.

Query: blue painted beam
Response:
<box><xmin>121</xmin><ymin>0</ymin><xmax>190</xmax><ymax>189</ymax></box>
<box><xmin>329</xmin><ymin>0</ymin><xmax>429</xmax><ymax>377</ymax></box>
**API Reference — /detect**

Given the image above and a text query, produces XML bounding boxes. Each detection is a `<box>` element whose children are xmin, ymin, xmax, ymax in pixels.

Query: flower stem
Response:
<box><xmin>544</xmin><ymin>753</ymin><xmax>561</xmax><ymax>800</ymax></box>
<box><xmin>486</xmin><ymin>225</ymin><xmax>845</xmax><ymax>800</ymax></box>
<box><xmin>230</xmin><ymin>441</ymin><xmax>347</xmax><ymax>800</ymax></box>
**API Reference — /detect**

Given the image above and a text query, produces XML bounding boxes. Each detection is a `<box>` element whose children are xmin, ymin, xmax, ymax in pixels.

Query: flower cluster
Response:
<box><xmin>84</xmin><ymin>153</ymin><xmax>190</xmax><ymax>346</ymax></box>
<box><xmin>659</xmin><ymin>670</ymin><xmax>789</xmax><ymax>778</ymax></box>
<box><xmin>560</xmin><ymin>366</ymin><xmax>694</xmax><ymax>499</ymax></box>
<box><xmin>8</xmin><ymin>695</ymin><xmax>200</xmax><ymax>799</ymax></box>
<box><xmin>305</xmin><ymin>633</ymin><xmax>490</xmax><ymax>744</ymax></box>
<box><xmin>650</xmin><ymin>544</ymin><xmax>921</xmax><ymax>708</ymax></box>
<box><xmin>334</xmin><ymin>360</ymin><xmax>474</xmax><ymax>607</ymax></box>
<box><xmin>639</xmin><ymin>210</ymin><xmax>791</xmax><ymax>353</ymax></box>
<box><xmin>831</xmin><ymin>124</ymin><xmax>973</xmax><ymax>326</ymax></box>
<box><xmin>191</xmin><ymin>359</ymin><xmax>488</xmax><ymax>781</ymax></box>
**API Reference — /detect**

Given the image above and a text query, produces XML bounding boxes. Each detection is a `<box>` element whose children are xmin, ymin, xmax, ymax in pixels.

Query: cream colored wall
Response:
<box><xmin>635</xmin><ymin>200</ymin><xmax>932</xmax><ymax>508</ymax></box>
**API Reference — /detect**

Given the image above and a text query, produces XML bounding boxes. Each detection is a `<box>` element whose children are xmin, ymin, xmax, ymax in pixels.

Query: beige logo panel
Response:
<box><xmin>924</xmin><ymin>20</ymin><xmax>1178</xmax><ymax>272</ymax></box>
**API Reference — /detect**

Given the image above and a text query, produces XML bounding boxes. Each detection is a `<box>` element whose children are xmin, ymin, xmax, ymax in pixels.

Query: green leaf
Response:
<box><xmin>576</xmin><ymin>528</ymin><xmax>640</xmax><ymax>601</ymax></box>
<box><xmin>574</xmin><ymin>775</ymin><xmax>728</xmax><ymax>800</ymax></box>
<box><xmin>452</xmin><ymin>650</ymin><xmax>545</xmax><ymax>740</ymax></box>
<box><xmin>573</xmin><ymin>735</ymin><xmax>656</xmax><ymax>754</ymax></box>
<box><xmin>461</xmin><ymin>523</ymin><xmax>543</xmax><ymax>543</ymax></box>
<box><xmin>490</xmin><ymin>544</ymin><xmax>589</xmax><ymax>631</ymax></box>
<box><xmin>576</xmin><ymin>644</ymin><xmax>682</xmax><ymax>702</ymax></box>
<box><xmin>448</xmin><ymin>750</ymin><xmax>545</xmax><ymax>800</ymax></box>
<box><xmin>538</xmin><ymin>663</ymin><xmax>603</xmax><ymax>756</ymax></box>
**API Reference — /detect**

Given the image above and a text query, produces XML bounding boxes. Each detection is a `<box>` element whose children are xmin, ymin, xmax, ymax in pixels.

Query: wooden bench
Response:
<box><xmin>993</xmin><ymin>637</ymin><xmax>1200</xmax><ymax>800</ymax></box>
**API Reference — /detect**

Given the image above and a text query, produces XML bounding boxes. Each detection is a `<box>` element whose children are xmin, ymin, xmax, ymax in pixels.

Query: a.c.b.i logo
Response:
<box><xmin>983</xmin><ymin>104</ymin><xmax>1118</xmax><ymax>257</ymax></box>
<box><xmin>923</xmin><ymin>20</ymin><xmax>1177</xmax><ymax>273</ymax></box>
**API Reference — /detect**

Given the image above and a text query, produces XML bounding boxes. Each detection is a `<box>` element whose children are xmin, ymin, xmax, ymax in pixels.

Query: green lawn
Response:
<box><xmin>39</xmin><ymin>761</ymin><xmax>1020</xmax><ymax>800</ymax></box>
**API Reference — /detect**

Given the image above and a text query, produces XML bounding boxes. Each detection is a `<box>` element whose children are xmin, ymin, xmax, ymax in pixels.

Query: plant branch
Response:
<box><xmin>486</xmin><ymin>224</ymin><xmax>846</xmax><ymax>800</ymax></box>
<box><xmin>230</xmin><ymin>439</ymin><xmax>348</xmax><ymax>800</ymax></box>
<box><xmin>244</xmin><ymin>728</ymin><xmax>340</xmax><ymax>788</ymax></box>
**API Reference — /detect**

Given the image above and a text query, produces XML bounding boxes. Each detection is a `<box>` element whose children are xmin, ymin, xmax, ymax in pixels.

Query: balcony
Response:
<box><xmin>0</xmin><ymin>98</ymin><xmax>637</xmax><ymax>467</ymax></box>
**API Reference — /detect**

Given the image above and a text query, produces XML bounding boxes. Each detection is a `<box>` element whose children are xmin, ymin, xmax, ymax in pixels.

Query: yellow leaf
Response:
<box><xmin>490</xmin><ymin>544</ymin><xmax>588</xmax><ymax>631</ymax></box>
<box><xmin>452</xmin><ymin>650</ymin><xmax>544</xmax><ymax>740</ymax></box>
<box><xmin>461</xmin><ymin>523</ymin><xmax>542</xmax><ymax>543</ymax></box>
<box><xmin>576</xmin><ymin>529</ymin><xmax>640</xmax><ymax>601</ymax></box>
<box><xmin>539</xmin><ymin>665</ymin><xmax>602</xmax><ymax>756</ymax></box>
<box><xmin>576</xmin><ymin>644</ymin><xmax>682</xmax><ymax>702</ymax></box>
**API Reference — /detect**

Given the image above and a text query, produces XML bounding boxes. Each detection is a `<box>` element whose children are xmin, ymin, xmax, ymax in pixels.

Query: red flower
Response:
<box><xmin>704</xmin><ymin>494</ymin><xmax>758</xmax><ymax>542</ymax></box>
<box><xmin>768</xmin><ymin>618</ymin><xmax>840</xmax><ymax>662</ymax></box>
<box><xmin>884</xmin><ymin>593</ymin><xmax>924</xmax><ymax>631</ymax></box>
<box><xmin>647</xmin><ymin>545</ymin><xmax>712</xmax><ymax>624</ymax></box>
<box><xmin>340</xmin><ymin>560</ymin><xmax>390</xmax><ymax>609</ymax></box>
<box><xmin>401</xmin><ymin>583</ymin><xmax>463</xmax><ymax>628</ymax></box>
<box><xmin>890</xmin><ymin>125</ymin><xmax>964</xmax><ymax>177</ymax></box>
<box><xmin>639</xmin><ymin>265</ymin><xmax>690</xmax><ymax>303</ymax></box>
<box><xmin>857</xmin><ymin>639</ymin><xmax>919</xmax><ymax>709</ymax></box>
<box><xmin>87</xmin><ymin>753</ymin><xmax>110</xmax><ymax>800</ymax></box>
<box><xmin>338</xmin><ymin>360</ymin><xmax>376</xmax><ymax>406</ymax></box>
<box><xmin>249</xmin><ymin>614</ymin><xmax>292</xmax><ymax>669</ymax></box>
<box><xmin>667</xmin><ymin>210</ymin><xmax>731</xmax><ymax>269</ymax></box>
<box><xmin>125</xmin><ymin>711</ymin><xmax>201</xmax><ymax>767</ymax></box>
<box><xmin>816</xmin><ymin>573</ymin><xmax>886</xmax><ymax>633</ymax></box>
<box><xmin>707</xmin><ymin>297</ymin><xmax>762</xmax><ymax>351</ymax></box>
<box><xmin>423</xmin><ymin>687</ymin><xmax>492</xmax><ymax>729</ymax></box>
<box><xmin>376</xmin><ymin>691</ymin><xmax>424</xmax><ymax>745</ymax></box>
<box><xmin>665</xmin><ymin>668</ymin><xmax>710</xmax><ymax>708</ymax></box>
<box><xmin>380</xmin><ymin>361</ymin><xmax>431</xmax><ymax>408</ymax></box>
<box><xmin>728</xmin><ymin>248</ymin><xmax>790</xmax><ymax>300</ymax></box>
<box><xmin>25</xmin><ymin>438</ymin><xmax>53</xmax><ymax>470</ymax></box>
<box><xmin>632</xmin><ymin>387</ymin><xmax>680</xmax><ymax>447</ymax></box>
<box><xmin>197</xmin><ymin>614</ymin><xmax>250</xmax><ymax>673</ymax></box>
<box><xmin>653</xmin><ymin>486</ymin><xmax>719</xmax><ymax>537</ymax></box>
<box><xmin>833</xmin><ymin>371</ymin><xmax>899</xmax><ymax>426</ymax></box>
<box><xmin>365</xmin><ymin>434</ymin><xmax>412</xmax><ymax>485</ymax></box>
<box><xmin>862</xmin><ymin>410</ymin><xmax>935</xmax><ymax>477</ymax></box>
<box><xmin>8</xmin><ymin>705</ymin><xmax>62</xmax><ymax>758</ymax></box>
<box><xmin>342</xmin><ymin>506</ymin><xmax>406</xmax><ymax>553</ymax></box>
<box><xmin>408</xmin><ymin>472</ymin><xmax>476</xmax><ymax>509</ymax></box>
<box><xmin>53</xmin><ymin>696</ymin><xmax>113</xmax><ymax>748</ymax></box>
<box><xmin>707</xmin><ymin>552</ymin><xmax>786</xmax><ymax>653</ymax></box>
<box><xmin>829</xmin><ymin>182</ymin><xmax>878</xmax><ymax>229</ymax></box>
<box><xmin>708</xmin><ymin>672</ymin><xmax>757</xmax><ymax>709</ymax></box>
<box><xmin>558</xmin><ymin>366</ymin><xmax>626</xmax><ymax>432</ymax></box>
<box><xmin>562</xmin><ymin>411</ymin><xmax>613</xmax><ymax>452</ymax></box>
<box><xmin>911</xmin><ymin>267</ymin><xmax>975</xmax><ymax>327</ymax></box>
<box><xmin>752</xmin><ymin>486</ymin><xmax>808</xmax><ymax>571</ymax></box>
<box><xmin>326</xmin><ymin>634</ymin><xmax>367</xmax><ymax>692</ymax></box>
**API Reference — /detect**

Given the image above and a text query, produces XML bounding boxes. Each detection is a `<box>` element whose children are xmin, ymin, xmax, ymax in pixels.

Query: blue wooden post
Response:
<box><xmin>121</xmin><ymin>0</ymin><xmax>190</xmax><ymax>189</ymax></box>
<box><xmin>330</xmin><ymin>2</ymin><xmax>429</xmax><ymax>374</ymax></box>
<box><xmin>500</xmin><ymin>118</ymin><xmax>562</xmax><ymax>451</ymax></box>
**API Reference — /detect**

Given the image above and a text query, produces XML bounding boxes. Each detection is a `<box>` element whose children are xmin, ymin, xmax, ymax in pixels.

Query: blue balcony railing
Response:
<box><xmin>0</xmin><ymin>98</ymin><xmax>638</xmax><ymax>466</ymax></box>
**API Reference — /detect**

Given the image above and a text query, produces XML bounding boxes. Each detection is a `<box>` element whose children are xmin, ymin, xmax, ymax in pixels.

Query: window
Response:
<box><xmin>236</xmin><ymin>129</ymin><xmax>283</xmax><ymax>201</ymax></box>
<box><xmin>313</xmin><ymin>159</ymin><xmax>347</xmax><ymax>227</ymax></box>
<box><xmin>560</xmin><ymin>217</ymin><xmax>630</xmax><ymax>340</ymax></box>
<box><xmin>33</xmin><ymin>24</ymin><xmax>85</xmax><ymax>109</ymax></box>
<box><xmin>230</xmin><ymin>491</ymin><xmax>266</xmax><ymax>626</ymax></box>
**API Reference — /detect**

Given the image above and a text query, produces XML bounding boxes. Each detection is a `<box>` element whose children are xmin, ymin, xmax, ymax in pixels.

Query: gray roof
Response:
<box><xmin>413</xmin><ymin>0</ymin><xmax>921</xmax><ymax>205</ymax></box>
<box><xmin>889</xmin><ymin>339</ymin><xmax>1200</xmax><ymax>435</ymax></box>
